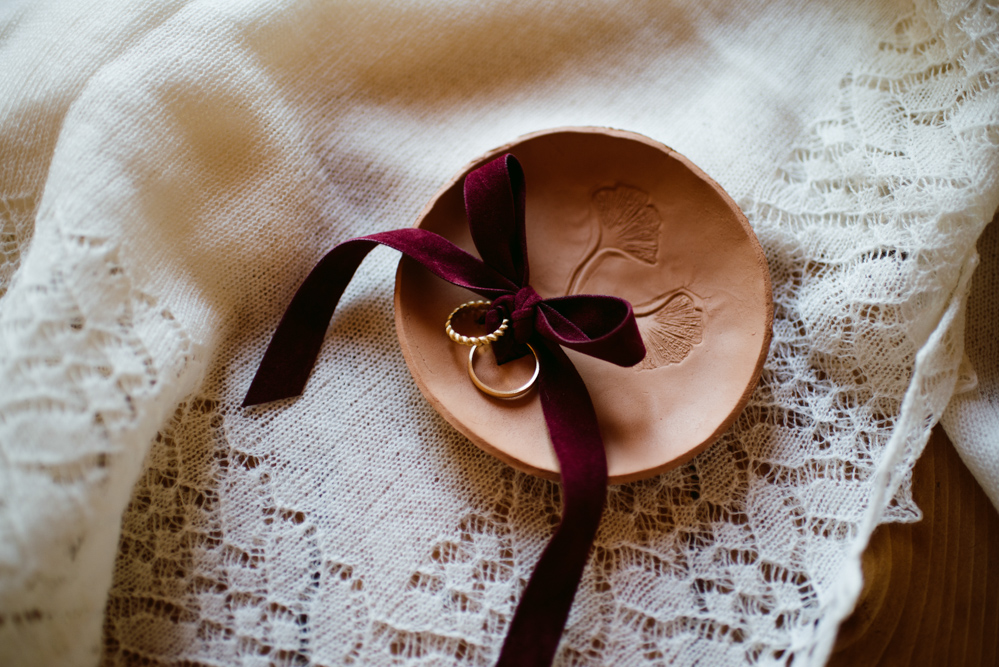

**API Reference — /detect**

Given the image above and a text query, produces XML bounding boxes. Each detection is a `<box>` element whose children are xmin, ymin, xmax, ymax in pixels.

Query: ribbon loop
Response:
<box><xmin>464</xmin><ymin>154</ymin><xmax>529</xmax><ymax>286</ymax></box>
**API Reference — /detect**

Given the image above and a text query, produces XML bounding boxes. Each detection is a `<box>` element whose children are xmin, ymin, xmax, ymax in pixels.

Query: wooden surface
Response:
<box><xmin>830</xmin><ymin>426</ymin><xmax>999</xmax><ymax>666</ymax></box>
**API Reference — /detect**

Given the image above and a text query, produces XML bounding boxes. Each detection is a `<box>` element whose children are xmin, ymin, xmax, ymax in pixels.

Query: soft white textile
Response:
<box><xmin>1</xmin><ymin>1</ymin><xmax>997</xmax><ymax>665</ymax></box>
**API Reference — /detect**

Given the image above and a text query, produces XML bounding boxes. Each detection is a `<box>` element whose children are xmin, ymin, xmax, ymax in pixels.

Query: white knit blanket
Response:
<box><xmin>1</xmin><ymin>1</ymin><xmax>997</xmax><ymax>665</ymax></box>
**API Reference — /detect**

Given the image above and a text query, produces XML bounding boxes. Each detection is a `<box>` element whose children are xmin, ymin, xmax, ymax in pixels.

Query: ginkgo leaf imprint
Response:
<box><xmin>592</xmin><ymin>185</ymin><xmax>661</xmax><ymax>264</ymax></box>
<box><xmin>565</xmin><ymin>185</ymin><xmax>662</xmax><ymax>294</ymax></box>
<box><xmin>635</xmin><ymin>291</ymin><xmax>703</xmax><ymax>369</ymax></box>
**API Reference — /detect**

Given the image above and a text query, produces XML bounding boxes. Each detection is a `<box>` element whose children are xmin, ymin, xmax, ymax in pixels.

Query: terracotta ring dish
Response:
<box><xmin>395</xmin><ymin>127</ymin><xmax>773</xmax><ymax>483</ymax></box>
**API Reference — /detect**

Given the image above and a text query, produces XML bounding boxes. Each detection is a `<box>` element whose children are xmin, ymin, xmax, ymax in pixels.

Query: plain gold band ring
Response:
<box><xmin>445</xmin><ymin>300</ymin><xmax>509</xmax><ymax>346</ymax></box>
<box><xmin>467</xmin><ymin>343</ymin><xmax>540</xmax><ymax>400</ymax></box>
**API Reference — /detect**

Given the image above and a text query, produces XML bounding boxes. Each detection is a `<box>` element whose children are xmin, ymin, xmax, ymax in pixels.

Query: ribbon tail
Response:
<box><xmin>243</xmin><ymin>229</ymin><xmax>518</xmax><ymax>407</ymax></box>
<box><xmin>496</xmin><ymin>340</ymin><xmax>608</xmax><ymax>667</ymax></box>
<box><xmin>242</xmin><ymin>239</ymin><xmax>379</xmax><ymax>407</ymax></box>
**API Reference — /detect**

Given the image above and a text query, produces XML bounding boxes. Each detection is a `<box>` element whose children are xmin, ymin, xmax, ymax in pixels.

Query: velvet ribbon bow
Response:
<box><xmin>243</xmin><ymin>154</ymin><xmax>645</xmax><ymax>667</ymax></box>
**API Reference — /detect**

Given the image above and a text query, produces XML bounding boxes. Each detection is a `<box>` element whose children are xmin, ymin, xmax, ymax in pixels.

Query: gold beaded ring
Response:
<box><xmin>445</xmin><ymin>300</ymin><xmax>509</xmax><ymax>346</ymax></box>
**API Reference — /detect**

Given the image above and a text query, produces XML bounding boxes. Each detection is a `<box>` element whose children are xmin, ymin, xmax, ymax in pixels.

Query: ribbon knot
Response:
<box><xmin>488</xmin><ymin>285</ymin><xmax>542</xmax><ymax>354</ymax></box>
<box><xmin>511</xmin><ymin>285</ymin><xmax>542</xmax><ymax>328</ymax></box>
<box><xmin>242</xmin><ymin>153</ymin><xmax>645</xmax><ymax>667</ymax></box>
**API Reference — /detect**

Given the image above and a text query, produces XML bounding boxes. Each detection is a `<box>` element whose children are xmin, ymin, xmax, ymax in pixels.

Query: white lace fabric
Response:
<box><xmin>1</xmin><ymin>1</ymin><xmax>997</xmax><ymax>665</ymax></box>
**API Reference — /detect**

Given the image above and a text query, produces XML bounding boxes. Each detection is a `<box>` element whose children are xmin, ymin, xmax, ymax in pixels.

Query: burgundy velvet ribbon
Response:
<box><xmin>243</xmin><ymin>154</ymin><xmax>645</xmax><ymax>666</ymax></box>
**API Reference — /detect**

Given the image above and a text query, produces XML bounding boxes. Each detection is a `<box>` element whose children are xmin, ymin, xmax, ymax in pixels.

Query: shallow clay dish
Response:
<box><xmin>395</xmin><ymin>128</ymin><xmax>772</xmax><ymax>483</ymax></box>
